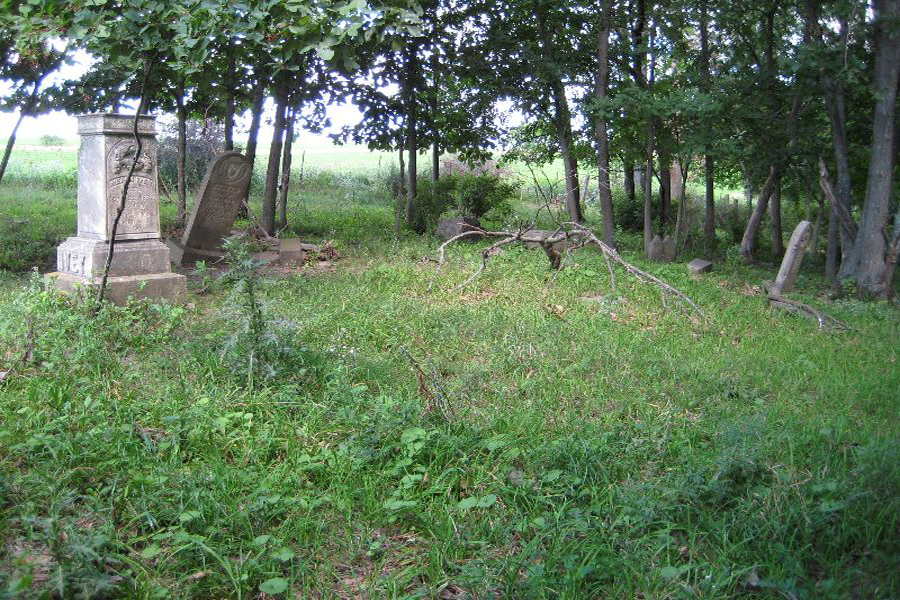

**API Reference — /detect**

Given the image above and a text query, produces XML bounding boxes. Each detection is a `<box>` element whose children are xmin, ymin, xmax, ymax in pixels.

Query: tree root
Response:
<box><xmin>428</xmin><ymin>221</ymin><xmax>704</xmax><ymax>319</ymax></box>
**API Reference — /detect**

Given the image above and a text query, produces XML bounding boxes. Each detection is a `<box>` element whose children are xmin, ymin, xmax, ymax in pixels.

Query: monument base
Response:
<box><xmin>45</xmin><ymin>271</ymin><xmax>186</xmax><ymax>305</ymax></box>
<box><xmin>165</xmin><ymin>239</ymin><xmax>227</xmax><ymax>266</ymax></box>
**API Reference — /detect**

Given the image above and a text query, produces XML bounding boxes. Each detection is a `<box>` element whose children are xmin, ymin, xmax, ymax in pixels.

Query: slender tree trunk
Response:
<box><xmin>176</xmin><ymin>81</ymin><xmax>187</xmax><ymax>224</ymax></box>
<box><xmin>624</xmin><ymin>162</ymin><xmax>635</xmax><ymax>205</ymax></box>
<box><xmin>0</xmin><ymin>108</ymin><xmax>27</xmax><ymax>185</ymax></box>
<box><xmin>225</xmin><ymin>41</ymin><xmax>235</xmax><ymax>151</ymax></box>
<box><xmin>245</xmin><ymin>80</ymin><xmax>266</xmax><ymax>173</ymax></box>
<box><xmin>700</xmin><ymin>0</ymin><xmax>715</xmax><ymax>252</ymax></box>
<box><xmin>770</xmin><ymin>179</ymin><xmax>784</xmax><ymax>257</ymax></box>
<box><xmin>430</xmin><ymin>50</ymin><xmax>440</xmax><ymax>184</ymax></box>
<box><xmin>396</xmin><ymin>139</ymin><xmax>406</xmax><ymax>238</ymax></box>
<box><xmin>826</xmin><ymin>206</ymin><xmax>840</xmax><ymax>283</ymax></box>
<box><xmin>0</xmin><ymin>80</ymin><xmax>41</xmax><ymax>184</ymax></box>
<box><xmin>740</xmin><ymin>167</ymin><xmax>779</xmax><ymax>261</ymax></box>
<box><xmin>403</xmin><ymin>44</ymin><xmax>419</xmax><ymax>229</ymax></box>
<box><xmin>704</xmin><ymin>157</ymin><xmax>715</xmax><ymax>252</ymax></box>
<box><xmin>262</xmin><ymin>86</ymin><xmax>288</xmax><ymax>235</ymax></box>
<box><xmin>674</xmin><ymin>166</ymin><xmax>689</xmax><ymax>258</ymax></box>
<box><xmin>552</xmin><ymin>78</ymin><xmax>583</xmax><ymax>223</ymax></box>
<box><xmin>810</xmin><ymin>194</ymin><xmax>823</xmax><ymax>259</ymax></box>
<box><xmin>643</xmin><ymin>20</ymin><xmax>656</xmax><ymax>254</ymax></box>
<box><xmin>644</xmin><ymin>119</ymin><xmax>655</xmax><ymax>254</ymax></box>
<box><xmin>276</xmin><ymin>108</ymin><xmax>295</xmax><ymax>230</ymax></box>
<box><xmin>594</xmin><ymin>0</ymin><xmax>616</xmax><ymax>246</ymax></box>
<box><xmin>658</xmin><ymin>157</ymin><xmax>671</xmax><ymax>231</ymax></box>
<box><xmin>842</xmin><ymin>0</ymin><xmax>900</xmax><ymax>297</ymax></box>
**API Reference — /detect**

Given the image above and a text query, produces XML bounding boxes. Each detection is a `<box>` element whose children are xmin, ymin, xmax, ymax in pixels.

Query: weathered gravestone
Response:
<box><xmin>46</xmin><ymin>114</ymin><xmax>185</xmax><ymax>304</ymax></box>
<box><xmin>647</xmin><ymin>235</ymin><xmax>676</xmax><ymax>263</ymax></box>
<box><xmin>175</xmin><ymin>151</ymin><xmax>252</xmax><ymax>263</ymax></box>
<box><xmin>770</xmin><ymin>220</ymin><xmax>811</xmax><ymax>295</ymax></box>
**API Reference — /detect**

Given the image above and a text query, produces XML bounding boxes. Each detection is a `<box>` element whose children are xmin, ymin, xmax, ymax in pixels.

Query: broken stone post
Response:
<box><xmin>47</xmin><ymin>114</ymin><xmax>185</xmax><ymax>304</ymax></box>
<box><xmin>770</xmin><ymin>220</ymin><xmax>811</xmax><ymax>295</ymax></box>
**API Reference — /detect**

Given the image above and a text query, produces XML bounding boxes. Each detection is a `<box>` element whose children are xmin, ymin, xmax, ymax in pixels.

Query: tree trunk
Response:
<box><xmin>658</xmin><ymin>157</ymin><xmax>671</xmax><ymax>231</ymax></box>
<box><xmin>176</xmin><ymin>81</ymin><xmax>187</xmax><ymax>224</ymax></box>
<box><xmin>624</xmin><ymin>162</ymin><xmax>635</xmax><ymax>205</ymax></box>
<box><xmin>552</xmin><ymin>77</ymin><xmax>583</xmax><ymax>223</ymax></box>
<box><xmin>225</xmin><ymin>41</ymin><xmax>235</xmax><ymax>151</ymax></box>
<box><xmin>262</xmin><ymin>86</ymin><xmax>288</xmax><ymax>235</ymax></box>
<box><xmin>245</xmin><ymin>80</ymin><xmax>266</xmax><ymax>173</ymax></box>
<box><xmin>430</xmin><ymin>50</ymin><xmax>440</xmax><ymax>184</ymax></box>
<box><xmin>403</xmin><ymin>44</ymin><xmax>419</xmax><ymax>229</ymax></box>
<box><xmin>826</xmin><ymin>206</ymin><xmax>840</xmax><ymax>283</ymax></box>
<box><xmin>0</xmin><ymin>109</ymin><xmax>26</xmax><ymax>185</ymax></box>
<box><xmin>0</xmin><ymin>79</ymin><xmax>41</xmax><ymax>185</ymax></box>
<box><xmin>770</xmin><ymin>179</ymin><xmax>784</xmax><ymax>257</ymax></box>
<box><xmin>276</xmin><ymin>108</ymin><xmax>295</xmax><ymax>230</ymax></box>
<box><xmin>841</xmin><ymin>0</ymin><xmax>900</xmax><ymax>296</ymax></box>
<box><xmin>704</xmin><ymin>156</ymin><xmax>715</xmax><ymax>252</ymax></box>
<box><xmin>594</xmin><ymin>0</ymin><xmax>616</xmax><ymax>246</ymax></box>
<box><xmin>700</xmin><ymin>0</ymin><xmax>715</xmax><ymax>252</ymax></box>
<box><xmin>740</xmin><ymin>167</ymin><xmax>779</xmax><ymax>261</ymax></box>
<box><xmin>396</xmin><ymin>141</ymin><xmax>406</xmax><ymax>238</ymax></box>
<box><xmin>643</xmin><ymin>119</ymin><xmax>655</xmax><ymax>254</ymax></box>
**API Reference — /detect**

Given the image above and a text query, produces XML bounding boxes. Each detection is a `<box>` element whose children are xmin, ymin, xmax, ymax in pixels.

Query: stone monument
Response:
<box><xmin>770</xmin><ymin>220</ymin><xmax>811</xmax><ymax>295</ymax></box>
<box><xmin>46</xmin><ymin>113</ymin><xmax>185</xmax><ymax>304</ymax></box>
<box><xmin>173</xmin><ymin>151</ymin><xmax>252</xmax><ymax>264</ymax></box>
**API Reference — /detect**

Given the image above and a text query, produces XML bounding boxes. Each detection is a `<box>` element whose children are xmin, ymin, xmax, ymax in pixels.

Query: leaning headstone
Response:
<box><xmin>647</xmin><ymin>235</ymin><xmax>676</xmax><ymax>262</ymax></box>
<box><xmin>770</xmin><ymin>220</ymin><xmax>811</xmax><ymax>295</ymax></box>
<box><xmin>688</xmin><ymin>258</ymin><xmax>713</xmax><ymax>274</ymax></box>
<box><xmin>47</xmin><ymin>114</ymin><xmax>185</xmax><ymax>304</ymax></box>
<box><xmin>177</xmin><ymin>151</ymin><xmax>252</xmax><ymax>263</ymax></box>
<box><xmin>436</xmin><ymin>217</ymin><xmax>482</xmax><ymax>241</ymax></box>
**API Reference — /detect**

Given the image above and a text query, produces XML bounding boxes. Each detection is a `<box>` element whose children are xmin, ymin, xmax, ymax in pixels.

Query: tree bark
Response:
<box><xmin>0</xmin><ymin>79</ymin><xmax>41</xmax><ymax>185</ymax></box>
<box><xmin>396</xmin><ymin>140</ymin><xmax>406</xmax><ymax>238</ymax></box>
<box><xmin>276</xmin><ymin>107</ymin><xmax>295</xmax><ymax>230</ymax></box>
<box><xmin>624</xmin><ymin>162</ymin><xmax>635</xmax><ymax>205</ymax></box>
<box><xmin>740</xmin><ymin>167</ymin><xmax>779</xmax><ymax>261</ymax></box>
<box><xmin>826</xmin><ymin>206</ymin><xmax>840</xmax><ymax>283</ymax></box>
<box><xmin>262</xmin><ymin>85</ymin><xmax>288</xmax><ymax>235</ymax></box>
<box><xmin>658</xmin><ymin>156</ymin><xmax>671</xmax><ymax>231</ymax></box>
<box><xmin>770</xmin><ymin>179</ymin><xmax>784</xmax><ymax>257</ymax></box>
<box><xmin>245</xmin><ymin>79</ymin><xmax>266</xmax><ymax>174</ymax></box>
<box><xmin>176</xmin><ymin>81</ymin><xmax>187</xmax><ymax>225</ymax></box>
<box><xmin>594</xmin><ymin>0</ymin><xmax>616</xmax><ymax>246</ymax></box>
<box><xmin>841</xmin><ymin>0</ymin><xmax>900</xmax><ymax>296</ymax></box>
<box><xmin>700</xmin><ymin>0</ymin><xmax>715</xmax><ymax>252</ymax></box>
<box><xmin>552</xmin><ymin>77</ymin><xmax>583</xmax><ymax>223</ymax></box>
<box><xmin>643</xmin><ymin>119</ymin><xmax>655</xmax><ymax>254</ymax></box>
<box><xmin>403</xmin><ymin>44</ymin><xmax>419</xmax><ymax>229</ymax></box>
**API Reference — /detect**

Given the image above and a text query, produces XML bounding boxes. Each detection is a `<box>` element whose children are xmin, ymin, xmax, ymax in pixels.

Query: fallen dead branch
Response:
<box><xmin>765</xmin><ymin>288</ymin><xmax>852</xmax><ymax>332</ymax></box>
<box><xmin>428</xmin><ymin>221</ymin><xmax>704</xmax><ymax>319</ymax></box>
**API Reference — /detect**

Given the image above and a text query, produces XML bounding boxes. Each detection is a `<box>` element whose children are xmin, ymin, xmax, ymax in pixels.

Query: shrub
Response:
<box><xmin>157</xmin><ymin>118</ymin><xmax>226</xmax><ymax>194</ymax></box>
<box><xmin>39</xmin><ymin>134</ymin><xmax>66</xmax><ymax>146</ymax></box>
<box><xmin>412</xmin><ymin>173</ymin><xmax>517</xmax><ymax>232</ymax></box>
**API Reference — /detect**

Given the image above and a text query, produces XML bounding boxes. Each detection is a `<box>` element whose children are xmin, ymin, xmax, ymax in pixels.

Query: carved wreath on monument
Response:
<box><xmin>106</xmin><ymin>137</ymin><xmax>159</xmax><ymax>236</ymax></box>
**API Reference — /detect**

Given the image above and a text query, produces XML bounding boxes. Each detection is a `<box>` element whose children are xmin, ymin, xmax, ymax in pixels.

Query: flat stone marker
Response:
<box><xmin>47</xmin><ymin>113</ymin><xmax>185</xmax><ymax>304</ymax></box>
<box><xmin>278</xmin><ymin>239</ymin><xmax>319</xmax><ymax>265</ymax></box>
<box><xmin>688</xmin><ymin>258</ymin><xmax>713</xmax><ymax>274</ymax></box>
<box><xmin>771</xmin><ymin>220</ymin><xmax>811</xmax><ymax>295</ymax></box>
<box><xmin>178</xmin><ymin>151</ymin><xmax>252</xmax><ymax>263</ymax></box>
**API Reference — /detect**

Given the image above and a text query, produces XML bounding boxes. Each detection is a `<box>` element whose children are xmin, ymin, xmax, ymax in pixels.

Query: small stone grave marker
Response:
<box><xmin>688</xmin><ymin>258</ymin><xmax>713</xmax><ymax>274</ymax></box>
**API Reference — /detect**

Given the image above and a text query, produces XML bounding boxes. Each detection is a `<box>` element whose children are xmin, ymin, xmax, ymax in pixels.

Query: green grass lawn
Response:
<box><xmin>0</xmin><ymin>152</ymin><xmax>898</xmax><ymax>598</ymax></box>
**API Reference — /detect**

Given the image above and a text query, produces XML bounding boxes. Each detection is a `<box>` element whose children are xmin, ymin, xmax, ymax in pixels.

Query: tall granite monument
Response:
<box><xmin>46</xmin><ymin>114</ymin><xmax>185</xmax><ymax>304</ymax></box>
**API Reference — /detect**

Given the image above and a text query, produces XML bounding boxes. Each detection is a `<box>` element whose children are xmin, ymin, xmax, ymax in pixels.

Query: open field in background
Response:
<box><xmin>0</xmin><ymin>142</ymin><xmax>897</xmax><ymax>598</ymax></box>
